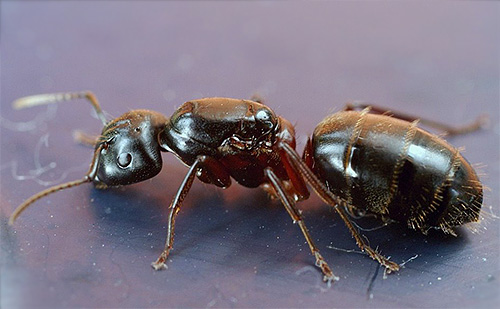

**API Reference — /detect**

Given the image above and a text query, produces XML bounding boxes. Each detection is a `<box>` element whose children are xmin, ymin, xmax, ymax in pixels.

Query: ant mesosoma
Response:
<box><xmin>9</xmin><ymin>92</ymin><xmax>484</xmax><ymax>284</ymax></box>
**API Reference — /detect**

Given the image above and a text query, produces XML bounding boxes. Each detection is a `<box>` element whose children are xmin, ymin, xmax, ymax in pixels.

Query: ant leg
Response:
<box><xmin>73</xmin><ymin>130</ymin><xmax>99</xmax><ymax>147</ymax></box>
<box><xmin>152</xmin><ymin>155</ymin><xmax>231</xmax><ymax>270</ymax></box>
<box><xmin>279</xmin><ymin>142</ymin><xmax>400</xmax><ymax>273</ymax></box>
<box><xmin>194</xmin><ymin>156</ymin><xmax>231</xmax><ymax>188</ymax></box>
<box><xmin>152</xmin><ymin>157</ymin><xmax>201</xmax><ymax>270</ymax></box>
<box><xmin>344</xmin><ymin>101</ymin><xmax>487</xmax><ymax>136</ymax></box>
<box><xmin>265</xmin><ymin>168</ymin><xmax>339</xmax><ymax>284</ymax></box>
<box><xmin>279</xmin><ymin>149</ymin><xmax>310</xmax><ymax>201</ymax></box>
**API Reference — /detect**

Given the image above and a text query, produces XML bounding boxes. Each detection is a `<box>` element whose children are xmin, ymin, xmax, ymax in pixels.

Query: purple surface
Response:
<box><xmin>1</xmin><ymin>2</ymin><xmax>499</xmax><ymax>308</ymax></box>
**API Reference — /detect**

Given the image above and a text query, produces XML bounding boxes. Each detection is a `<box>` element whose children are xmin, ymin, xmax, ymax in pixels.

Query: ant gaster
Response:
<box><xmin>9</xmin><ymin>92</ymin><xmax>484</xmax><ymax>284</ymax></box>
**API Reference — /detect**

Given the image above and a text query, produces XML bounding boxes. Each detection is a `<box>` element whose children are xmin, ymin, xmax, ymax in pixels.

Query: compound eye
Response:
<box><xmin>255</xmin><ymin>109</ymin><xmax>271</xmax><ymax>122</ymax></box>
<box><xmin>255</xmin><ymin>109</ymin><xmax>274</xmax><ymax>131</ymax></box>
<box><xmin>117</xmin><ymin>153</ymin><xmax>132</xmax><ymax>168</ymax></box>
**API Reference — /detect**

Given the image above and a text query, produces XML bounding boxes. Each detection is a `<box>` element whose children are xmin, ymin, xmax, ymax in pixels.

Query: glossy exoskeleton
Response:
<box><xmin>9</xmin><ymin>92</ymin><xmax>484</xmax><ymax>284</ymax></box>
<box><xmin>304</xmin><ymin>105</ymin><xmax>483</xmax><ymax>235</ymax></box>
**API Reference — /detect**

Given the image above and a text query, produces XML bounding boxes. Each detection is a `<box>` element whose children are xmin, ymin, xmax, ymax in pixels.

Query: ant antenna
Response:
<box><xmin>9</xmin><ymin>144</ymin><xmax>103</xmax><ymax>225</ymax></box>
<box><xmin>13</xmin><ymin>91</ymin><xmax>108</xmax><ymax>125</ymax></box>
<box><xmin>8</xmin><ymin>177</ymin><xmax>91</xmax><ymax>225</ymax></box>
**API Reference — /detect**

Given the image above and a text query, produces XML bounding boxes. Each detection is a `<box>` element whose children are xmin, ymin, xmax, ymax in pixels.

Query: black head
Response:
<box><xmin>93</xmin><ymin>110</ymin><xmax>168</xmax><ymax>187</ymax></box>
<box><xmin>8</xmin><ymin>92</ymin><xmax>170</xmax><ymax>225</ymax></box>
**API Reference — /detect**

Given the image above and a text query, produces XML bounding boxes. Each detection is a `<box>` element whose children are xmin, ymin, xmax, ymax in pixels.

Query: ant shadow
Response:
<box><xmin>87</xmin><ymin>178</ymin><xmax>471</xmax><ymax>286</ymax></box>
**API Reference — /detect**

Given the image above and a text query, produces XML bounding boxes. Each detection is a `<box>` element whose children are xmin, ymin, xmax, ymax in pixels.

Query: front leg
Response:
<box><xmin>152</xmin><ymin>155</ymin><xmax>231</xmax><ymax>270</ymax></box>
<box><xmin>152</xmin><ymin>157</ymin><xmax>201</xmax><ymax>270</ymax></box>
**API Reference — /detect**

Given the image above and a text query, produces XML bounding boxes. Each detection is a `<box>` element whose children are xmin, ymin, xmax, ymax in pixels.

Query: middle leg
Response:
<box><xmin>264</xmin><ymin>167</ymin><xmax>338</xmax><ymax>284</ymax></box>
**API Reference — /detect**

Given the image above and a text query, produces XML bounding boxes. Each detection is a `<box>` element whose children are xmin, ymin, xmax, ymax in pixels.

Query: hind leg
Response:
<box><xmin>344</xmin><ymin>101</ymin><xmax>487</xmax><ymax>136</ymax></box>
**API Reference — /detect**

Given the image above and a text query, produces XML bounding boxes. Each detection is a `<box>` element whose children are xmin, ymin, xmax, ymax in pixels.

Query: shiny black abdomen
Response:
<box><xmin>308</xmin><ymin>111</ymin><xmax>483</xmax><ymax>233</ymax></box>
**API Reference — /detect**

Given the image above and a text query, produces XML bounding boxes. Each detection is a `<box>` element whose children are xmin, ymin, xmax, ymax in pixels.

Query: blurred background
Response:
<box><xmin>1</xmin><ymin>1</ymin><xmax>498</xmax><ymax>307</ymax></box>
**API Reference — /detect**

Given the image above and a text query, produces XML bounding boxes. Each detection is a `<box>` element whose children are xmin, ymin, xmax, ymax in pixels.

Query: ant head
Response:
<box><xmin>93</xmin><ymin>110</ymin><xmax>168</xmax><ymax>187</ymax></box>
<box><xmin>9</xmin><ymin>92</ymin><xmax>171</xmax><ymax>225</ymax></box>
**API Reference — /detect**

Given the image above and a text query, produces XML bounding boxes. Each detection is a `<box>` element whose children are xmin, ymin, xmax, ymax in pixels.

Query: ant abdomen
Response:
<box><xmin>305</xmin><ymin>110</ymin><xmax>483</xmax><ymax>235</ymax></box>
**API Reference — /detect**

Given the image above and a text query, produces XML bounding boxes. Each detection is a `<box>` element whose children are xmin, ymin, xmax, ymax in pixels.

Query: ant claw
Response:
<box><xmin>151</xmin><ymin>258</ymin><xmax>168</xmax><ymax>271</ymax></box>
<box><xmin>324</xmin><ymin>274</ymin><xmax>340</xmax><ymax>287</ymax></box>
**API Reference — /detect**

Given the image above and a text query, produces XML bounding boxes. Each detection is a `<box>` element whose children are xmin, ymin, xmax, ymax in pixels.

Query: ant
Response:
<box><xmin>9</xmin><ymin>92</ymin><xmax>484</xmax><ymax>284</ymax></box>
